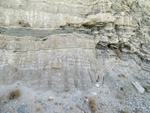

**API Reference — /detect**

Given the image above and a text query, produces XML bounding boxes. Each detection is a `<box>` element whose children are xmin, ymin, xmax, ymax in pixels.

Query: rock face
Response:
<box><xmin>0</xmin><ymin>0</ymin><xmax>150</xmax><ymax>112</ymax></box>
<box><xmin>0</xmin><ymin>33</ymin><xmax>96</xmax><ymax>91</ymax></box>
<box><xmin>0</xmin><ymin>0</ymin><xmax>150</xmax><ymax>90</ymax></box>
<box><xmin>0</xmin><ymin>0</ymin><xmax>150</xmax><ymax>91</ymax></box>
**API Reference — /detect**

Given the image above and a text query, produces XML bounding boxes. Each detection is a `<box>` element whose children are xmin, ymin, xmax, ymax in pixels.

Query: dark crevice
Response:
<box><xmin>42</xmin><ymin>38</ymin><xmax>47</xmax><ymax>41</ymax></box>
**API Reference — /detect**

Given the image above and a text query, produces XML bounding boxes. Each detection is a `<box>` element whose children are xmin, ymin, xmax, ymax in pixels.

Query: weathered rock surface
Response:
<box><xmin>0</xmin><ymin>33</ymin><xmax>96</xmax><ymax>91</ymax></box>
<box><xmin>0</xmin><ymin>0</ymin><xmax>150</xmax><ymax>113</ymax></box>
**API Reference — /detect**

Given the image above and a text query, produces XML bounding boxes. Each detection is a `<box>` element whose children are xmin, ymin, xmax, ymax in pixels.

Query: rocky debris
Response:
<box><xmin>132</xmin><ymin>82</ymin><xmax>145</xmax><ymax>93</ymax></box>
<box><xmin>118</xmin><ymin>74</ymin><xmax>126</xmax><ymax>78</ymax></box>
<box><xmin>91</xmin><ymin>92</ymin><xmax>97</xmax><ymax>96</ymax></box>
<box><xmin>95</xmin><ymin>83</ymin><xmax>100</xmax><ymax>88</ymax></box>
<box><xmin>48</xmin><ymin>96</ymin><xmax>54</xmax><ymax>101</ymax></box>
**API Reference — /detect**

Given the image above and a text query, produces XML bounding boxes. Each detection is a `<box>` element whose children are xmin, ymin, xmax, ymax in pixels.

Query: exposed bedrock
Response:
<box><xmin>0</xmin><ymin>0</ymin><xmax>150</xmax><ymax>91</ymax></box>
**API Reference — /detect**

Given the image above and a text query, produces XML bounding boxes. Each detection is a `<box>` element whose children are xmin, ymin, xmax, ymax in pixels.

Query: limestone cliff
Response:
<box><xmin>0</xmin><ymin>0</ymin><xmax>150</xmax><ymax>89</ymax></box>
<box><xmin>0</xmin><ymin>0</ymin><xmax>150</xmax><ymax>113</ymax></box>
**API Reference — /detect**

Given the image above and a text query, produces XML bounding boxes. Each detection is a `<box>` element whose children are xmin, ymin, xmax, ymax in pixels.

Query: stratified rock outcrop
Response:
<box><xmin>0</xmin><ymin>1</ymin><xmax>150</xmax><ymax>112</ymax></box>
<box><xmin>0</xmin><ymin>0</ymin><xmax>150</xmax><ymax>90</ymax></box>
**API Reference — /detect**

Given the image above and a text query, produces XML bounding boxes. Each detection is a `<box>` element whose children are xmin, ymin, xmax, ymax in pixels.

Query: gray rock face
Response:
<box><xmin>0</xmin><ymin>33</ymin><xmax>97</xmax><ymax>91</ymax></box>
<box><xmin>0</xmin><ymin>0</ymin><xmax>150</xmax><ymax>112</ymax></box>
<box><xmin>0</xmin><ymin>0</ymin><xmax>150</xmax><ymax>91</ymax></box>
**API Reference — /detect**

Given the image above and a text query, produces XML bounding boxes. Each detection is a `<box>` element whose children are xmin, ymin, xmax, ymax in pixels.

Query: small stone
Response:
<box><xmin>48</xmin><ymin>96</ymin><xmax>54</xmax><ymax>101</ymax></box>
<box><xmin>120</xmin><ymin>87</ymin><xmax>124</xmax><ymax>91</ymax></box>
<box><xmin>95</xmin><ymin>84</ymin><xmax>100</xmax><ymax>88</ymax></box>
<box><xmin>118</xmin><ymin>74</ymin><xmax>126</xmax><ymax>78</ymax></box>
<box><xmin>132</xmin><ymin>82</ymin><xmax>145</xmax><ymax>93</ymax></box>
<box><xmin>91</xmin><ymin>92</ymin><xmax>97</xmax><ymax>96</ymax></box>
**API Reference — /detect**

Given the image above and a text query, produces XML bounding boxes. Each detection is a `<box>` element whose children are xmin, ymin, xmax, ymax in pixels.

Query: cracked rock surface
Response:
<box><xmin>0</xmin><ymin>0</ymin><xmax>150</xmax><ymax>113</ymax></box>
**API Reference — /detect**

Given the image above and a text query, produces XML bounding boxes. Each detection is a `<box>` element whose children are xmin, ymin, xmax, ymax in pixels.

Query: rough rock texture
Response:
<box><xmin>0</xmin><ymin>0</ymin><xmax>150</xmax><ymax>113</ymax></box>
